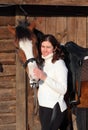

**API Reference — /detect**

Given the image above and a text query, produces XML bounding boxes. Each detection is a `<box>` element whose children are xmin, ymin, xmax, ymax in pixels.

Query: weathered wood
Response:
<box><xmin>0</xmin><ymin>88</ymin><xmax>16</xmax><ymax>101</ymax></box>
<box><xmin>87</xmin><ymin>17</ymin><xmax>88</xmax><ymax>47</ymax></box>
<box><xmin>0</xmin><ymin>13</ymin><xmax>16</xmax><ymax>128</ymax></box>
<box><xmin>0</xmin><ymin>124</ymin><xmax>16</xmax><ymax>130</ymax></box>
<box><xmin>45</xmin><ymin>17</ymin><xmax>56</xmax><ymax>34</ymax></box>
<box><xmin>0</xmin><ymin>16</ymin><xmax>15</xmax><ymax>26</ymax></box>
<box><xmin>77</xmin><ymin>17</ymin><xmax>86</xmax><ymax>47</ymax></box>
<box><xmin>16</xmin><ymin>54</ymin><xmax>27</xmax><ymax>130</ymax></box>
<box><xmin>0</xmin><ymin>101</ymin><xmax>16</xmax><ymax>113</ymax></box>
<box><xmin>0</xmin><ymin>0</ymin><xmax>88</xmax><ymax>6</ymax></box>
<box><xmin>0</xmin><ymin>27</ymin><xmax>14</xmax><ymax>40</ymax></box>
<box><xmin>0</xmin><ymin>65</ymin><xmax>16</xmax><ymax>77</ymax></box>
<box><xmin>0</xmin><ymin>40</ymin><xmax>15</xmax><ymax>52</ymax></box>
<box><xmin>36</xmin><ymin>17</ymin><xmax>46</xmax><ymax>34</ymax></box>
<box><xmin>56</xmin><ymin>17</ymin><xmax>67</xmax><ymax>43</ymax></box>
<box><xmin>67</xmin><ymin>17</ymin><xmax>77</xmax><ymax>42</ymax></box>
<box><xmin>0</xmin><ymin>53</ymin><xmax>16</xmax><ymax>64</ymax></box>
<box><xmin>0</xmin><ymin>76</ymin><xmax>16</xmax><ymax>88</ymax></box>
<box><xmin>24</xmin><ymin>0</ymin><xmax>88</xmax><ymax>6</ymax></box>
<box><xmin>0</xmin><ymin>114</ymin><xmax>16</xmax><ymax>124</ymax></box>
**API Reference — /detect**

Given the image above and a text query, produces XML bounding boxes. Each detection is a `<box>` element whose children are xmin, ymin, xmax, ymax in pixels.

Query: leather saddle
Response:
<box><xmin>62</xmin><ymin>41</ymin><xmax>88</xmax><ymax>106</ymax></box>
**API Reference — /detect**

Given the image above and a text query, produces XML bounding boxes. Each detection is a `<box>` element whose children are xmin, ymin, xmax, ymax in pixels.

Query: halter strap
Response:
<box><xmin>23</xmin><ymin>58</ymin><xmax>36</xmax><ymax>69</ymax></box>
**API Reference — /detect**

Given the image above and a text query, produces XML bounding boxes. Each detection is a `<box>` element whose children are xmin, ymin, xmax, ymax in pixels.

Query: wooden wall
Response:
<box><xmin>0</xmin><ymin>0</ymin><xmax>88</xmax><ymax>6</ymax></box>
<box><xmin>0</xmin><ymin>2</ymin><xmax>88</xmax><ymax>130</ymax></box>
<box><xmin>0</xmin><ymin>16</ymin><xmax>16</xmax><ymax>130</ymax></box>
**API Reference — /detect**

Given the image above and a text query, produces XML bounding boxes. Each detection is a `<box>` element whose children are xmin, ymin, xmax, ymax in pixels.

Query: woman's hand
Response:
<box><xmin>33</xmin><ymin>67</ymin><xmax>47</xmax><ymax>81</ymax></box>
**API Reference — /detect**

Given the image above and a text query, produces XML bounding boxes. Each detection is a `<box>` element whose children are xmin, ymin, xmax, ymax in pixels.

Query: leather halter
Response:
<box><xmin>23</xmin><ymin>58</ymin><xmax>36</xmax><ymax>69</ymax></box>
<box><xmin>15</xmin><ymin>41</ymin><xmax>36</xmax><ymax>69</ymax></box>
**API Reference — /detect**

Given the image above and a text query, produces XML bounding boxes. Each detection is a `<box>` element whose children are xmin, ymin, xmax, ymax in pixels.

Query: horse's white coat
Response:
<box><xmin>19</xmin><ymin>39</ymin><xmax>39</xmax><ymax>85</ymax></box>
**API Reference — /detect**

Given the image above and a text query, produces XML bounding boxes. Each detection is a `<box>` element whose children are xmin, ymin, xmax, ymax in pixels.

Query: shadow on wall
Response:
<box><xmin>0</xmin><ymin>63</ymin><xmax>3</xmax><ymax>72</ymax></box>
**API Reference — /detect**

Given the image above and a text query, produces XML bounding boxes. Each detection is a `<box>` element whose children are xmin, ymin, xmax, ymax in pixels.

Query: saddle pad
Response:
<box><xmin>81</xmin><ymin>59</ymin><xmax>88</xmax><ymax>81</ymax></box>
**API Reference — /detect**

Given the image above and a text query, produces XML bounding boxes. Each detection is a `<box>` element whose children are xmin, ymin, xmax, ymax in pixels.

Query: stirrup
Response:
<box><xmin>69</xmin><ymin>99</ymin><xmax>80</xmax><ymax>106</ymax></box>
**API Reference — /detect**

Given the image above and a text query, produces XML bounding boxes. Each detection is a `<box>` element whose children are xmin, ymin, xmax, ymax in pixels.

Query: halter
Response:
<box><xmin>23</xmin><ymin>58</ymin><xmax>36</xmax><ymax>69</ymax></box>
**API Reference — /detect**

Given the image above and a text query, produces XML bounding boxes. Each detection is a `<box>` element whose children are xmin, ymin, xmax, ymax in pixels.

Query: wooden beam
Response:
<box><xmin>16</xmin><ymin>54</ymin><xmax>27</xmax><ymax>130</ymax></box>
<box><xmin>0</xmin><ymin>5</ymin><xmax>88</xmax><ymax>16</ymax></box>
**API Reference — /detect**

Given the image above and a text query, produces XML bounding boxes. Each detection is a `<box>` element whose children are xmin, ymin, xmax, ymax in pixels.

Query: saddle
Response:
<box><xmin>63</xmin><ymin>41</ymin><xmax>88</xmax><ymax>106</ymax></box>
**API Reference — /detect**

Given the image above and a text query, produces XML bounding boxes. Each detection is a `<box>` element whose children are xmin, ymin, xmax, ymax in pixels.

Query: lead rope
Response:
<box><xmin>32</xmin><ymin>83</ymin><xmax>39</xmax><ymax>115</ymax></box>
<box><xmin>31</xmin><ymin>82</ymin><xmax>39</xmax><ymax>124</ymax></box>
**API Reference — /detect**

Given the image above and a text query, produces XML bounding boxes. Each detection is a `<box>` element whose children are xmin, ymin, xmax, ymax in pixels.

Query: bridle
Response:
<box><xmin>23</xmin><ymin>58</ymin><xmax>36</xmax><ymax>69</ymax></box>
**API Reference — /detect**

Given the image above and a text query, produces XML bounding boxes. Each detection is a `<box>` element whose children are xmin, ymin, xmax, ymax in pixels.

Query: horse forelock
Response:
<box><xmin>16</xmin><ymin>26</ymin><xmax>32</xmax><ymax>40</ymax></box>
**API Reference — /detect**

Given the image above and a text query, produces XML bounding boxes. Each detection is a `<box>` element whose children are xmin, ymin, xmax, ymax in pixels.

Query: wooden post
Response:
<box><xmin>16</xmin><ymin>54</ymin><xmax>28</xmax><ymax>130</ymax></box>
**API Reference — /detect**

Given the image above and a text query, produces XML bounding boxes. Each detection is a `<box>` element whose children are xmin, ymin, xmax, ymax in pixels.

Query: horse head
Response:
<box><xmin>8</xmin><ymin>19</ymin><xmax>39</xmax><ymax>86</ymax></box>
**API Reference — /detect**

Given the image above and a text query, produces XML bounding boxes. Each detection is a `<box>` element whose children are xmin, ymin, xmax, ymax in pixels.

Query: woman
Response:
<box><xmin>33</xmin><ymin>34</ymin><xmax>68</xmax><ymax>130</ymax></box>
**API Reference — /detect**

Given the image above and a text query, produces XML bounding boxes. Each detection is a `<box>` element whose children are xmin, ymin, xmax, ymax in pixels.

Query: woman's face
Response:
<box><xmin>41</xmin><ymin>41</ymin><xmax>54</xmax><ymax>57</ymax></box>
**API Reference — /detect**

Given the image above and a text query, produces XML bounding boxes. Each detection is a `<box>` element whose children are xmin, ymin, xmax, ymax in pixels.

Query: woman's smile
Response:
<box><xmin>41</xmin><ymin>41</ymin><xmax>54</xmax><ymax>57</ymax></box>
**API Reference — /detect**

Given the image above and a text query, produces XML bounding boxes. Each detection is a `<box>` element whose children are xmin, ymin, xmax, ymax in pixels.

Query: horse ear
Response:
<box><xmin>28</xmin><ymin>24</ymin><xmax>34</xmax><ymax>31</ymax></box>
<box><xmin>7</xmin><ymin>24</ymin><xmax>16</xmax><ymax>35</ymax></box>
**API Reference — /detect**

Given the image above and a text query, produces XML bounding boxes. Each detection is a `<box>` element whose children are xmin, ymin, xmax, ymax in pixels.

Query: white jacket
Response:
<box><xmin>38</xmin><ymin>54</ymin><xmax>68</xmax><ymax>112</ymax></box>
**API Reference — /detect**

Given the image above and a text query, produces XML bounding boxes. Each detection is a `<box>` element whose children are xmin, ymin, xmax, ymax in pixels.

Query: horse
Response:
<box><xmin>61</xmin><ymin>41</ymin><xmax>88</xmax><ymax>130</ymax></box>
<box><xmin>8</xmin><ymin>19</ymin><xmax>41</xmax><ymax>87</ymax></box>
<box><xmin>61</xmin><ymin>41</ymin><xmax>88</xmax><ymax>106</ymax></box>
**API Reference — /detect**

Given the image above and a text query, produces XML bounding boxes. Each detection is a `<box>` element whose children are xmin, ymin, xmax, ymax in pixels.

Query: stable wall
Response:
<box><xmin>0</xmin><ymin>2</ymin><xmax>88</xmax><ymax>130</ymax></box>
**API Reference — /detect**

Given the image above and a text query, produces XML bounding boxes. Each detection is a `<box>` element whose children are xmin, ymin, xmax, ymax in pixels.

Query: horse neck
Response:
<box><xmin>19</xmin><ymin>39</ymin><xmax>34</xmax><ymax>60</ymax></box>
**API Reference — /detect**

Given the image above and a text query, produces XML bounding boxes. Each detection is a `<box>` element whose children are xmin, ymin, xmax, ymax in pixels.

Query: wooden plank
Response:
<box><xmin>16</xmin><ymin>54</ymin><xmax>27</xmax><ymax>130</ymax></box>
<box><xmin>0</xmin><ymin>16</ymin><xmax>15</xmax><ymax>26</ymax></box>
<box><xmin>56</xmin><ymin>17</ymin><xmax>67</xmax><ymax>43</ymax></box>
<box><xmin>45</xmin><ymin>17</ymin><xmax>56</xmax><ymax>35</ymax></box>
<box><xmin>18</xmin><ymin>0</ymin><xmax>88</xmax><ymax>6</ymax></box>
<box><xmin>0</xmin><ymin>65</ymin><xmax>16</xmax><ymax>77</ymax></box>
<box><xmin>0</xmin><ymin>114</ymin><xmax>16</xmax><ymax>124</ymax></box>
<box><xmin>0</xmin><ymin>53</ymin><xmax>16</xmax><ymax>64</ymax></box>
<box><xmin>0</xmin><ymin>40</ymin><xmax>15</xmax><ymax>52</ymax></box>
<box><xmin>0</xmin><ymin>0</ymin><xmax>88</xmax><ymax>6</ymax></box>
<box><xmin>67</xmin><ymin>17</ymin><xmax>77</xmax><ymax>43</ymax></box>
<box><xmin>0</xmin><ymin>124</ymin><xmax>16</xmax><ymax>130</ymax></box>
<box><xmin>76</xmin><ymin>17</ymin><xmax>87</xmax><ymax>47</ymax></box>
<box><xmin>0</xmin><ymin>101</ymin><xmax>16</xmax><ymax>113</ymax></box>
<box><xmin>0</xmin><ymin>76</ymin><xmax>16</xmax><ymax>88</ymax></box>
<box><xmin>87</xmin><ymin>17</ymin><xmax>88</xmax><ymax>47</ymax></box>
<box><xmin>35</xmin><ymin>17</ymin><xmax>46</xmax><ymax>34</ymax></box>
<box><xmin>0</xmin><ymin>88</ymin><xmax>16</xmax><ymax>101</ymax></box>
<box><xmin>0</xmin><ymin>27</ymin><xmax>14</xmax><ymax>40</ymax></box>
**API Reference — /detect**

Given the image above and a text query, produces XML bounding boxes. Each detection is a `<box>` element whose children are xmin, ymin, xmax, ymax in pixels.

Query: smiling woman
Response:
<box><xmin>33</xmin><ymin>34</ymin><xmax>68</xmax><ymax>130</ymax></box>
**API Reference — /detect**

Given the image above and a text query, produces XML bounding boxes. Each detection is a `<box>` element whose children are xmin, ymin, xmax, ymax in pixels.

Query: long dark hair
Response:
<box><xmin>40</xmin><ymin>34</ymin><xmax>64</xmax><ymax>63</ymax></box>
